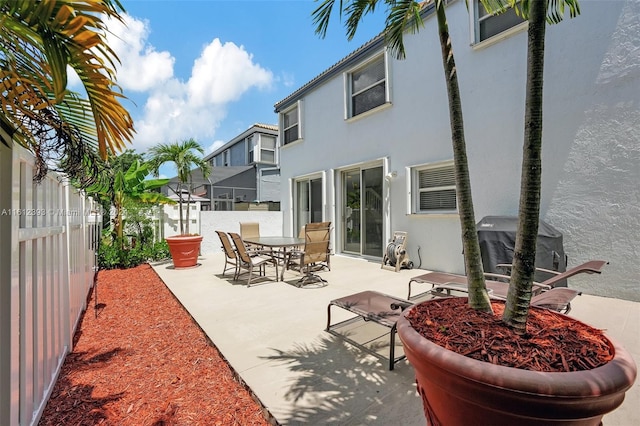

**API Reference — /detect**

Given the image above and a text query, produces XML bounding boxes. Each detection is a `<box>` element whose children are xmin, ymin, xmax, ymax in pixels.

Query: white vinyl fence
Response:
<box><xmin>0</xmin><ymin>142</ymin><xmax>100</xmax><ymax>426</ymax></box>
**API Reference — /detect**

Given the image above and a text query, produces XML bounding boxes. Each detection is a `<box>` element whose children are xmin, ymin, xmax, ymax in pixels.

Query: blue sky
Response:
<box><xmin>101</xmin><ymin>0</ymin><xmax>386</xmax><ymax>175</ymax></box>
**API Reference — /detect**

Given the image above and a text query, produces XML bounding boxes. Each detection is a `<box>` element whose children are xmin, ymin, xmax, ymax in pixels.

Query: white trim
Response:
<box><xmin>472</xmin><ymin>21</ymin><xmax>527</xmax><ymax>50</ymax></box>
<box><xmin>383</xmin><ymin>156</ymin><xmax>391</xmax><ymax>246</ymax></box>
<box><xmin>344</xmin><ymin>51</ymin><xmax>389</xmax><ymax>119</ymax></box>
<box><xmin>297</xmin><ymin>100</ymin><xmax>304</xmax><ymax>141</ymax></box>
<box><xmin>333</xmin><ymin>157</ymin><xmax>386</xmax><ymax>173</ymax></box>
<box><xmin>287</xmin><ymin>177</ymin><xmax>294</xmax><ymax>235</ymax></box>
<box><xmin>468</xmin><ymin>0</ymin><xmax>528</xmax><ymax>49</ymax></box>
<box><xmin>321</xmin><ymin>170</ymin><xmax>327</xmax><ymax>221</ymax></box>
<box><xmin>405</xmin><ymin>166</ymin><xmax>412</xmax><ymax>215</ymax></box>
<box><xmin>328</xmin><ymin>168</ymin><xmax>336</xmax><ymax>247</ymax></box>
<box><xmin>410</xmin><ymin>159</ymin><xmax>457</xmax><ymax>215</ymax></box>
<box><xmin>280</xmin><ymin>101</ymin><xmax>302</xmax><ymax>145</ymax></box>
<box><xmin>345</xmin><ymin>102</ymin><xmax>392</xmax><ymax>123</ymax></box>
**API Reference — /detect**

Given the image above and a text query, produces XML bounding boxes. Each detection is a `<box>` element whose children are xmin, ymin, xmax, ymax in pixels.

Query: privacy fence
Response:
<box><xmin>0</xmin><ymin>141</ymin><xmax>100</xmax><ymax>426</ymax></box>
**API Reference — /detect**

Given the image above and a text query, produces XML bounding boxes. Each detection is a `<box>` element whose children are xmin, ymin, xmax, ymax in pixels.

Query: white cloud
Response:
<box><xmin>187</xmin><ymin>39</ymin><xmax>273</xmax><ymax>107</ymax></box>
<box><xmin>102</xmin><ymin>15</ymin><xmax>274</xmax><ymax>153</ymax></box>
<box><xmin>105</xmin><ymin>14</ymin><xmax>174</xmax><ymax>92</ymax></box>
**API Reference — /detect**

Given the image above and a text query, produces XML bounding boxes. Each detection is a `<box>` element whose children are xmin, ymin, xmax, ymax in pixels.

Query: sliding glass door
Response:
<box><xmin>342</xmin><ymin>167</ymin><xmax>383</xmax><ymax>256</ymax></box>
<box><xmin>295</xmin><ymin>178</ymin><xmax>322</xmax><ymax>235</ymax></box>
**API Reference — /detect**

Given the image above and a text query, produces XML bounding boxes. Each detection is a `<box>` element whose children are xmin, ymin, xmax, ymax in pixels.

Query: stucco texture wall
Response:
<box><xmin>546</xmin><ymin>0</ymin><xmax>640</xmax><ymax>301</ymax></box>
<box><xmin>199</xmin><ymin>211</ymin><xmax>284</xmax><ymax>254</ymax></box>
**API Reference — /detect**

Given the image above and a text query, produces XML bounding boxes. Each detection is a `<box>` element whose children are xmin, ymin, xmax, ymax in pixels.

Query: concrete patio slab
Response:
<box><xmin>152</xmin><ymin>253</ymin><xmax>638</xmax><ymax>425</ymax></box>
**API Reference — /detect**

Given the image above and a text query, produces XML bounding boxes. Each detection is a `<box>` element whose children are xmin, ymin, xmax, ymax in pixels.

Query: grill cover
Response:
<box><xmin>476</xmin><ymin>216</ymin><xmax>567</xmax><ymax>286</ymax></box>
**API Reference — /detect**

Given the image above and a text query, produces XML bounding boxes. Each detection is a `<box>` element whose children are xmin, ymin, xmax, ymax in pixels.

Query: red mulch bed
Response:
<box><xmin>39</xmin><ymin>264</ymin><xmax>271</xmax><ymax>426</ymax></box>
<box><xmin>406</xmin><ymin>297</ymin><xmax>613</xmax><ymax>372</ymax></box>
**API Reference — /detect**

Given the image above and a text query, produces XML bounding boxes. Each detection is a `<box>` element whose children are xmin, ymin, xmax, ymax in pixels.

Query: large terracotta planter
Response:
<box><xmin>166</xmin><ymin>235</ymin><xmax>202</xmax><ymax>269</ymax></box>
<box><xmin>397</xmin><ymin>300</ymin><xmax>637</xmax><ymax>426</ymax></box>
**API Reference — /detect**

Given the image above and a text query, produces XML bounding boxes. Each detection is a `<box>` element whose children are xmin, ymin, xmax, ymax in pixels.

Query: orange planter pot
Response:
<box><xmin>397</xmin><ymin>300</ymin><xmax>637</xmax><ymax>426</ymax></box>
<box><xmin>166</xmin><ymin>235</ymin><xmax>203</xmax><ymax>269</ymax></box>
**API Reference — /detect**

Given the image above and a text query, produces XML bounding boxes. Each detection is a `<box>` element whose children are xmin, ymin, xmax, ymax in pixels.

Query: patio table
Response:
<box><xmin>242</xmin><ymin>236</ymin><xmax>305</xmax><ymax>280</ymax></box>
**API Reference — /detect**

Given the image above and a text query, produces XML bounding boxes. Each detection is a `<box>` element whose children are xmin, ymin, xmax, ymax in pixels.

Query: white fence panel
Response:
<box><xmin>2</xmin><ymin>143</ymin><xmax>100</xmax><ymax>426</ymax></box>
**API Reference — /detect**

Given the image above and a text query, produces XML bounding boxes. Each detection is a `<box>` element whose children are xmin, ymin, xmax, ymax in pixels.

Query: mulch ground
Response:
<box><xmin>39</xmin><ymin>264</ymin><xmax>271</xmax><ymax>426</ymax></box>
<box><xmin>406</xmin><ymin>297</ymin><xmax>613</xmax><ymax>371</ymax></box>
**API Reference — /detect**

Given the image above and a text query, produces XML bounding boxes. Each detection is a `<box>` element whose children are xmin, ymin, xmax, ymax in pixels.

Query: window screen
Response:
<box><xmin>418</xmin><ymin>165</ymin><xmax>457</xmax><ymax>211</ymax></box>
<box><xmin>351</xmin><ymin>56</ymin><xmax>386</xmax><ymax>117</ymax></box>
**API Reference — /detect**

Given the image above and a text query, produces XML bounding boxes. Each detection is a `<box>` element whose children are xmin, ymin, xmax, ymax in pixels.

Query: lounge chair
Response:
<box><xmin>229</xmin><ymin>232</ymin><xmax>278</xmax><ymax>287</ymax></box>
<box><xmin>407</xmin><ymin>260</ymin><xmax>608</xmax><ymax>300</ymax></box>
<box><xmin>215</xmin><ymin>230</ymin><xmax>238</xmax><ymax>277</ymax></box>
<box><xmin>326</xmin><ymin>287</ymin><xmax>581</xmax><ymax>370</ymax></box>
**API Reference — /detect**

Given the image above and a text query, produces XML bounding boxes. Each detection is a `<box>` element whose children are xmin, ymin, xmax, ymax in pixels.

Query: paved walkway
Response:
<box><xmin>152</xmin><ymin>253</ymin><xmax>639</xmax><ymax>425</ymax></box>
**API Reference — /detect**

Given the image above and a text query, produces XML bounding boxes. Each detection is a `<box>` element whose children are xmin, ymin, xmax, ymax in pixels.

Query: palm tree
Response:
<box><xmin>148</xmin><ymin>139</ymin><xmax>212</xmax><ymax>235</ymax></box>
<box><xmin>313</xmin><ymin>0</ymin><xmax>492</xmax><ymax>312</ymax></box>
<box><xmin>87</xmin><ymin>159</ymin><xmax>175</xmax><ymax>248</ymax></box>
<box><xmin>0</xmin><ymin>0</ymin><xmax>134</xmax><ymax>179</ymax></box>
<box><xmin>496</xmin><ymin>0</ymin><xmax>580</xmax><ymax>331</ymax></box>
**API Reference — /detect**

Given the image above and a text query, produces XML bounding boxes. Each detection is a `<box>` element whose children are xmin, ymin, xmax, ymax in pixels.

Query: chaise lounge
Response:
<box><xmin>407</xmin><ymin>260</ymin><xmax>608</xmax><ymax>300</ymax></box>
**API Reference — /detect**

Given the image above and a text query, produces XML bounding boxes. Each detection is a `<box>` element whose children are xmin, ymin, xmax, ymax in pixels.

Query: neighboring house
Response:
<box><xmin>274</xmin><ymin>0</ymin><xmax>640</xmax><ymax>301</ymax></box>
<box><xmin>161</xmin><ymin>166</ymin><xmax>253</xmax><ymax>211</ymax></box>
<box><xmin>203</xmin><ymin>123</ymin><xmax>280</xmax><ymax>210</ymax></box>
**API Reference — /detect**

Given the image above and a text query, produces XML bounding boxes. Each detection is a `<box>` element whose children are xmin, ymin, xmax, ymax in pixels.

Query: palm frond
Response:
<box><xmin>493</xmin><ymin>0</ymin><xmax>581</xmax><ymax>24</ymax></box>
<box><xmin>1</xmin><ymin>0</ymin><xmax>134</xmax><ymax>161</ymax></box>
<box><xmin>313</xmin><ymin>0</ymin><xmax>340</xmax><ymax>37</ymax></box>
<box><xmin>344</xmin><ymin>0</ymin><xmax>379</xmax><ymax>41</ymax></box>
<box><xmin>385</xmin><ymin>0</ymin><xmax>425</xmax><ymax>60</ymax></box>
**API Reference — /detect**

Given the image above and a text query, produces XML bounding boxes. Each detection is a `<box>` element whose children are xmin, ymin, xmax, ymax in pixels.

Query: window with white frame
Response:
<box><xmin>247</xmin><ymin>135</ymin><xmax>255</xmax><ymax>163</ymax></box>
<box><xmin>472</xmin><ymin>0</ymin><xmax>525</xmax><ymax>44</ymax></box>
<box><xmin>282</xmin><ymin>106</ymin><xmax>300</xmax><ymax>145</ymax></box>
<box><xmin>347</xmin><ymin>54</ymin><xmax>388</xmax><ymax>118</ymax></box>
<box><xmin>414</xmin><ymin>162</ymin><xmax>457</xmax><ymax>213</ymax></box>
<box><xmin>223</xmin><ymin>149</ymin><xmax>230</xmax><ymax>166</ymax></box>
<box><xmin>260</xmin><ymin>135</ymin><xmax>276</xmax><ymax>164</ymax></box>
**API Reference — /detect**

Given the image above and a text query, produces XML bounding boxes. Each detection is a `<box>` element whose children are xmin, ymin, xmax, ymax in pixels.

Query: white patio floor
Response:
<box><xmin>151</xmin><ymin>253</ymin><xmax>639</xmax><ymax>425</ymax></box>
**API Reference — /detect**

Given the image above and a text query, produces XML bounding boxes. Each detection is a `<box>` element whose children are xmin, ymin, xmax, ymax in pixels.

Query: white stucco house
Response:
<box><xmin>274</xmin><ymin>0</ymin><xmax>639</xmax><ymax>301</ymax></box>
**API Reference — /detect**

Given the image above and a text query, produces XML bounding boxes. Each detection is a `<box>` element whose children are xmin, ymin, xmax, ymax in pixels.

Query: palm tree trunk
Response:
<box><xmin>114</xmin><ymin>193</ymin><xmax>124</xmax><ymax>250</ymax></box>
<box><xmin>177</xmin><ymin>183</ymin><xmax>185</xmax><ymax>235</ymax></box>
<box><xmin>185</xmin><ymin>181</ymin><xmax>192</xmax><ymax>234</ymax></box>
<box><xmin>502</xmin><ymin>0</ymin><xmax>547</xmax><ymax>331</ymax></box>
<box><xmin>435</xmin><ymin>2</ymin><xmax>491</xmax><ymax>313</ymax></box>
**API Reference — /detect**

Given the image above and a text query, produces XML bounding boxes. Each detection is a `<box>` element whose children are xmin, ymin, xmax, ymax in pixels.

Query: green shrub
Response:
<box><xmin>97</xmin><ymin>239</ymin><xmax>170</xmax><ymax>269</ymax></box>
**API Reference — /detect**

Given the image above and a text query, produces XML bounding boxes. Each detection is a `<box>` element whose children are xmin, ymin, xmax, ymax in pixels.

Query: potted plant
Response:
<box><xmin>149</xmin><ymin>138</ymin><xmax>211</xmax><ymax>268</ymax></box>
<box><xmin>314</xmin><ymin>0</ymin><xmax>637</xmax><ymax>423</ymax></box>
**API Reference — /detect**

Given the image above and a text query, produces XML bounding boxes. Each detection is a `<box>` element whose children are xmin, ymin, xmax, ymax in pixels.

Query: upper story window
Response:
<box><xmin>247</xmin><ymin>135</ymin><xmax>255</xmax><ymax>163</ymax></box>
<box><xmin>472</xmin><ymin>0</ymin><xmax>526</xmax><ymax>45</ymax></box>
<box><xmin>247</xmin><ymin>133</ymin><xmax>277</xmax><ymax>164</ymax></box>
<box><xmin>260</xmin><ymin>135</ymin><xmax>276</xmax><ymax>164</ymax></box>
<box><xmin>223</xmin><ymin>149</ymin><xmax>230</xmax><ymax>167</ymax></box>
<box><xmin>282</xmin><ymin>104</ymin><xmax>301</xmax><ymax>145</ymax></box>
<box><xmin>347</xmin><ymin>53</ymin><xmax>389</xmax><ymax>118</ymax></box>
<box><xmin>411</xmin><ymin>161</ymin><xmax>457</xmax><ymax>214</ymax></box>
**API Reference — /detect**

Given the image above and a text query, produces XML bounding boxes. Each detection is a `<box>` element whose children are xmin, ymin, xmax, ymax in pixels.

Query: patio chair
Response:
<box><xmin>305</xmin><ymin>221</ymin><xmax>331</xmax><ymax>271</ymax></box>
<box><xmin>229</xmin><ymin>232</ymin><xmax>278</xmax><ymax>287</ymax></box>
<box><xmin>215</xmin><ymin>230</ymin><xmax>238</xmax><ymax>278</ymax></box>
<box><xmin>239</xmin><ymin>222</ymin><xmax>261</xmax><ymax>251</ymax></box>
<box><xmin>285</xmin><ymin>222</ymin><xmax>331</xmax><ymax>286</ymax></box>
<box><xmin>407</xmin><ymin>260</ymin><xmax>608</xmax><ymax>300</ymax></box>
